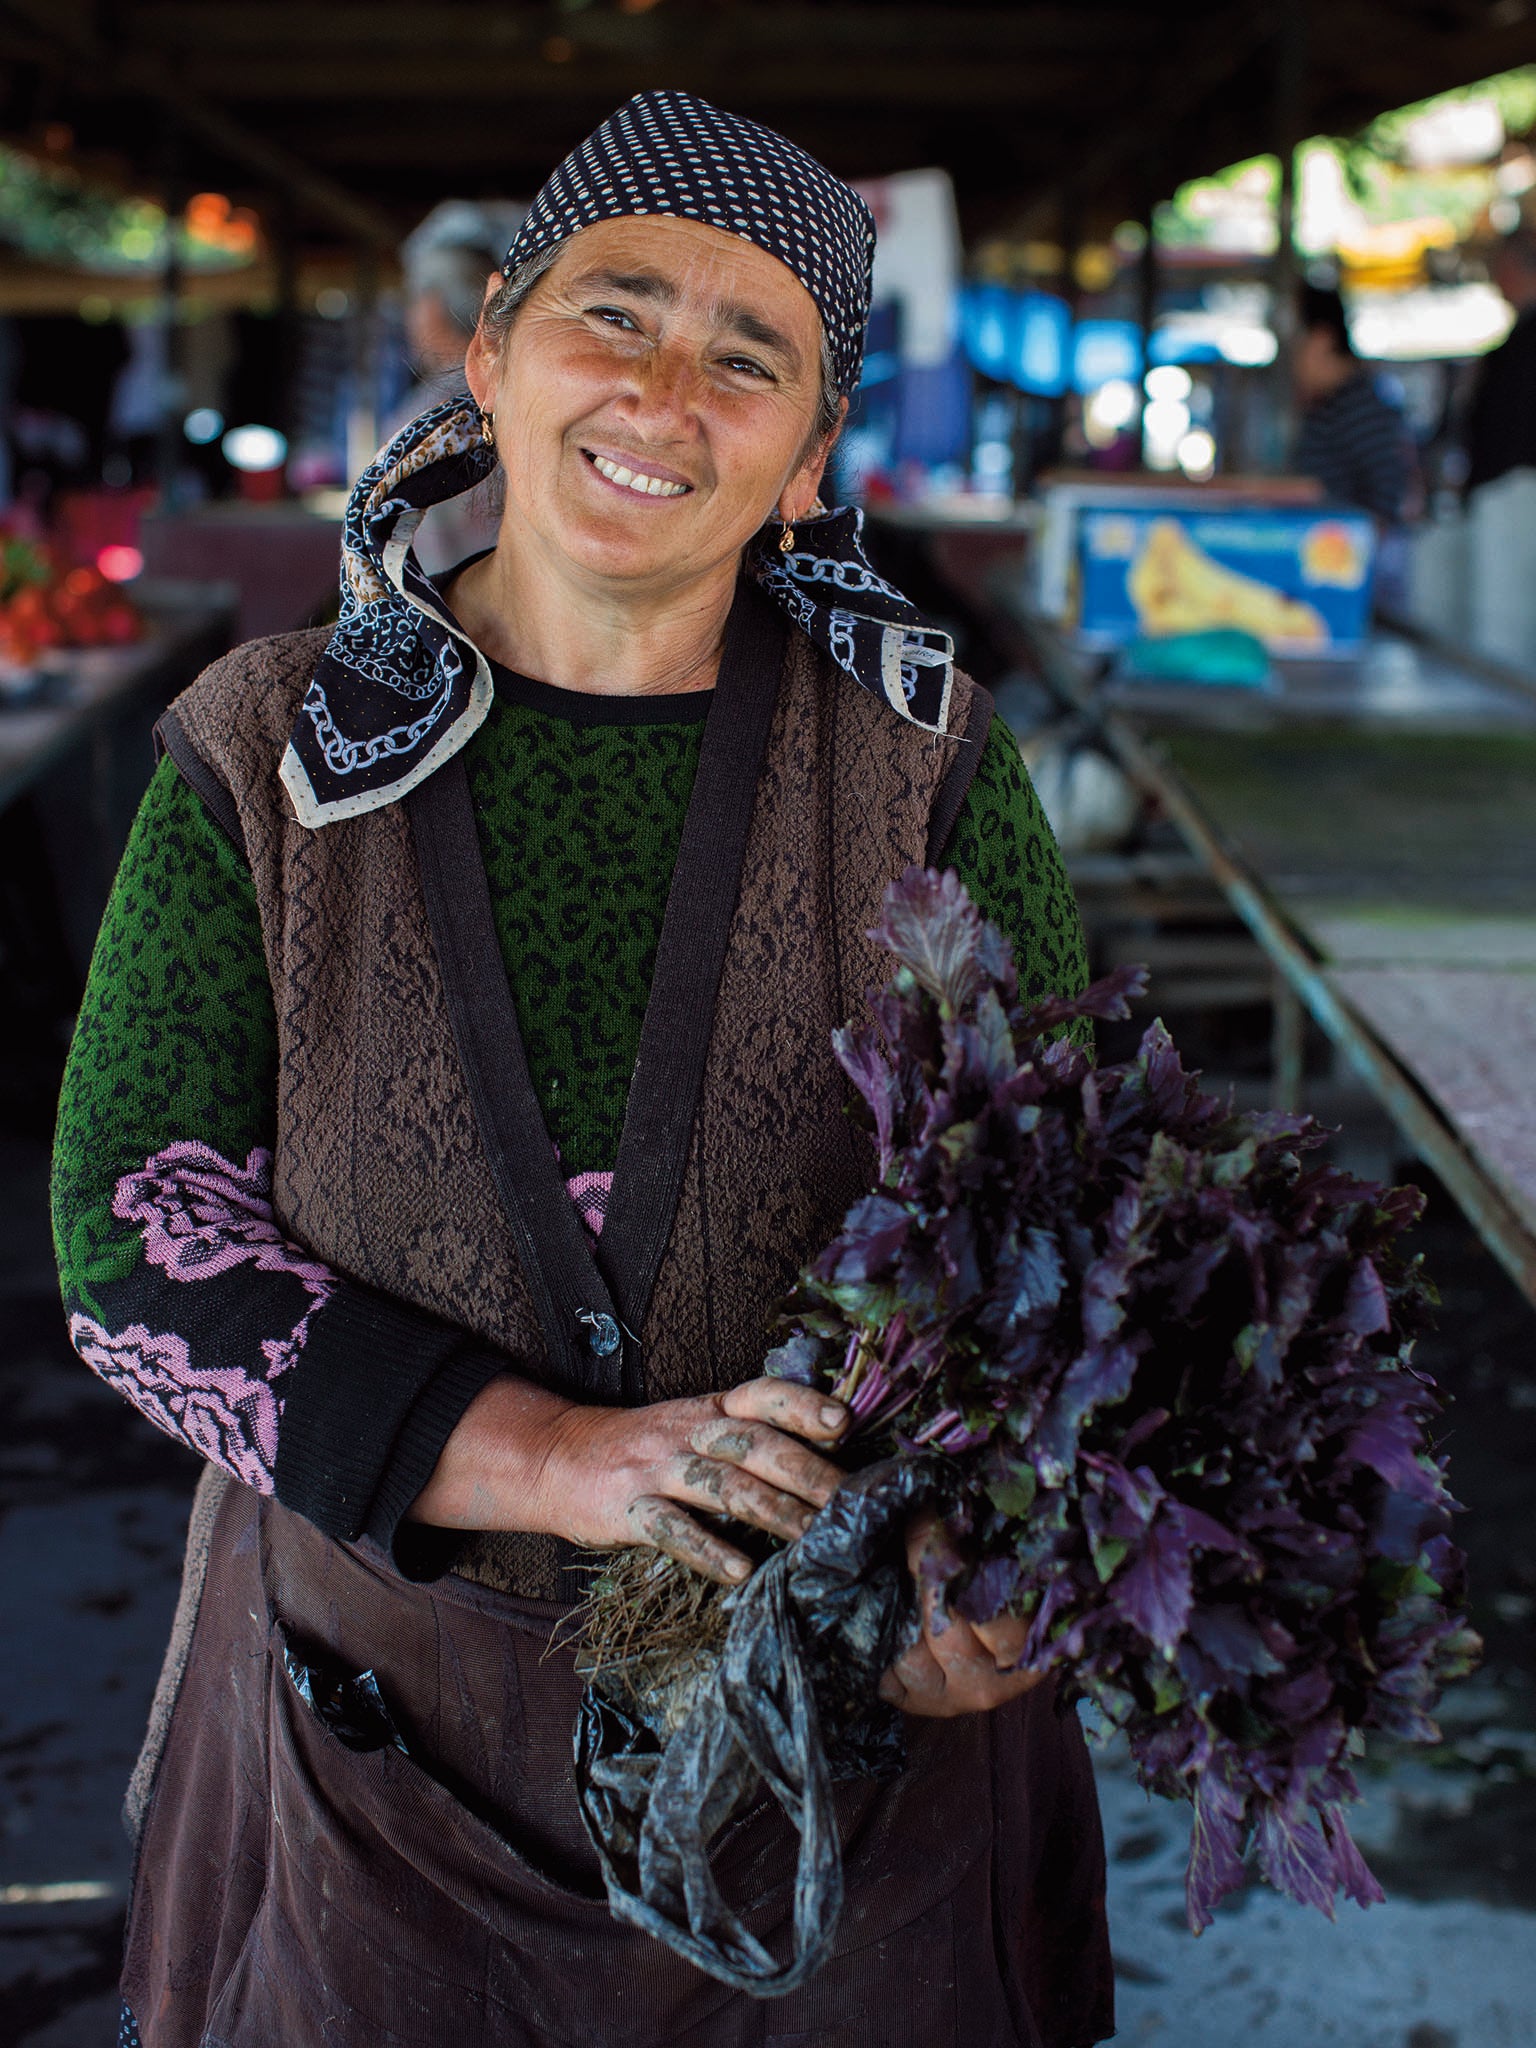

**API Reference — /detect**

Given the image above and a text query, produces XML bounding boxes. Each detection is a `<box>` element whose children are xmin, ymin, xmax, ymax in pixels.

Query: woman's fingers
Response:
<box><xmin>882</xmin><ymin>1510</ymin><xmax>1045</xmax><ymax>1717</ymax></box>
<box><xmin>676</xmin><ymin>1451</ymin><xmax>817</xmax><ymax>1543</ymax></box>
<box><xmin>625</xmin><ymin>1494</ymin><xmax>753</xmax><ymax>1586</ymax></box>
<box><xmin>722</xmin><ymin>1376</ymin><xmax>847</xmax><ymax>1445</ymax></box>
<box><xmin>972</xmin><ymin>1608</ymin><xmax>1030</xmax><ymax>1672</ymax></box>
<box><xmin>878</xmin><ymin>1635</ymin><xmax>948</xmax><ymax>1709</ymax></box>
<box><xmin>688</xmin><ymin>1410</ymin><xmax>844</xmax><ymax>1510</ymax></box>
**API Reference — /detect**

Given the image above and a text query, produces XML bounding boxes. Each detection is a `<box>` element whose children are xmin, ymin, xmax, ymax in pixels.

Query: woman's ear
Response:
<box><xmin>464</xmin><ymin>328</ymin><xmax>497</xmax><ymax>411</ymax></box>
<box><xmin>781</xmin><ymin>394</ymin><xmax>848</xmax><ymax>522</ymax></box>
<box><xmin>463</xmin><ymin>271</ymin><xmax>505</xmax><ymax>410</ymax></box>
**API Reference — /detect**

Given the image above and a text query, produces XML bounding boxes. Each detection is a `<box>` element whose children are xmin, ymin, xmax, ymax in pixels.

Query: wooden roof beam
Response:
<box><xmin>1013</xmin><ymin>4</ymin><xmax>1289</xmax><ymax>223</ymax></box>
<box><xmin>0</xmin><ymin>0</ymin><xmax>397</xmax><ymax>247</ymax></box>
<box><xmin>127</xmin><ymin>3</ymin><xmax>1168</xmax><ymax>61</ymax></box>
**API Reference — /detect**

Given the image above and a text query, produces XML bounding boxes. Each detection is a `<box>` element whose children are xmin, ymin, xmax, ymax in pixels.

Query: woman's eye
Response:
<box><xmin>589</xmin><ymin>306</ymin><xmax>639</xmax><ymax>331</ymax></box>
<box><xmin>721</xmin><ymin>356</ymin><xmax>772</xmax><ymax>381</ymax></box>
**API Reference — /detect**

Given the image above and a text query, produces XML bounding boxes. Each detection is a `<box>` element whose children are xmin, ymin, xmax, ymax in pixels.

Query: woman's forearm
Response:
<box><xmin>406</xmin><ymin>1373</ymin><xmax>576</xmax><ymax>1532</ymax></box>
<box><xmin>409</xmin><ymin>1373</ymin><xmax>849</xmax><ymax>1584</ymax></box>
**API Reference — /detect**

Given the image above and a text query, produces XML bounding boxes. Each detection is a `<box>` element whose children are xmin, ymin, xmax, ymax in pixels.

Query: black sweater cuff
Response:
<box><xmin>273</xmin><ymin>1281</ymin><xmax>503</xmax><ymax>1548</ymax></box>
<box><xmin>362</xmin><ymin>1343</ymin><xmax>507</xmax><ymax>1578</ymax></box>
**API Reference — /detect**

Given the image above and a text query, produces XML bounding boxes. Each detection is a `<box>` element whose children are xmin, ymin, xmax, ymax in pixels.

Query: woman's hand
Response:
<box><xmin>878</xmin><ymin>1514</ymin><xmax>1044</xmax><ymax>1719</ymax></box>
<box><xmin>409</xmin><ymin>1372</ymin><xmax>847</xmax><ymax>1585</ymax></box>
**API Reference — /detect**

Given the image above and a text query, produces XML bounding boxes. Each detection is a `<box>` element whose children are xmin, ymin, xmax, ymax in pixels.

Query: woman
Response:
<box><xmin>53</xmin><ymin>93</ymin><xmax>1112</xmax><ymax>2047</ymax></box>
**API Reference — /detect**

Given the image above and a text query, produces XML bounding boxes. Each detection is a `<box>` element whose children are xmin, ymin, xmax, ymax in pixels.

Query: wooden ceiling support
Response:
<box><xmin>0</xmin><ymin>0</ymin><xmax>396</xmax><ymax>246</ymax></box>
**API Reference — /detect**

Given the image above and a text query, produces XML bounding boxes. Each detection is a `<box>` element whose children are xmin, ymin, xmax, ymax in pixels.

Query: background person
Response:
<box><xmin>1292</xmin><ymin>282</ymin><xmax>1411</xmax><ymax>524</ymax></box>
<box><xmin>391</xmin><ymin>198</ymin><xmax>527</xmax><ymax>573</ymax></box>
<box><xmin>1464</xmin><ymin>227</ymin><xmax>1536</xmax><ymax>667</ymax></box>
<box><xmin>1292</xmin><ymin>281</ymin><xmax>1414</xmax><ymax>611</ymax></box>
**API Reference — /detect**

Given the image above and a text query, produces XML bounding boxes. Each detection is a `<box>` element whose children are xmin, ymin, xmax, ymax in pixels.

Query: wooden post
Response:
<box><xmin>1269</xmin><ymin>11</ymin><xmax>1307</xmax><ymax>461</ymax></box>
<box><xmin>1136</xmin><ymin>186</ymin><xmax>1158</xmax><ymax>466</ymax></box>
<box><xmin>154</xmin><ymin>127</ymin><xmax>186</xmax><ymax>503</ymax></box>
<box><xmin>1271</xmin><ymin>974</ymin><xmax>1305</xmax><ymax>1111</ymax></box>
<box><xmin>346</xmin><ymin>246</ymin><xmax>380</xmax><ymax>484</ymax></box>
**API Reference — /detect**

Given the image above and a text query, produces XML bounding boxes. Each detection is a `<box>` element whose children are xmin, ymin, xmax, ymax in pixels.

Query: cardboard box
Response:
<box><xmin>1033</xmin><ymin>484</ymin><xmax>1376</xmax><ymax>658</ymax></box>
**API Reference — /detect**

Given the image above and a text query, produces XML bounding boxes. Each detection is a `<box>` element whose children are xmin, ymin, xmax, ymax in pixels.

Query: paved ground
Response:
<box><xmin>3</xmin><ymin>1130</ymin><xmax>1535</xmax><ymax>2046</ymax></box>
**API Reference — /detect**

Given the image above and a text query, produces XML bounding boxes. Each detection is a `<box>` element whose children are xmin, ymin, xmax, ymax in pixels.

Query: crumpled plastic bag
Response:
<box><xmin>574</xmin><ymin>1456</ymin><xmax>948</xmax><ymax>1996</ymax></box>
<box><xmin>281</xmin><ymin>1634</ymin><xmax>410</xmax><ymax>1756</ymax></box>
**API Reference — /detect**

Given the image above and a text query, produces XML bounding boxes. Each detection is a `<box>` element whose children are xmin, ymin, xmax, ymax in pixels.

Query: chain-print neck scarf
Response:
<box><xmin>280</xmin><ymin>396</ymin><xmax>954</xmax><ymax>829</ymax></box>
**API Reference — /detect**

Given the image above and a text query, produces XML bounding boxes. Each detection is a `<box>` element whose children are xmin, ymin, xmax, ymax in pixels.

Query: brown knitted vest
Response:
<box><xmin>164</xmin><ymin>612</ymin><xmax>988</xmax><ymax>1596</ymax></box>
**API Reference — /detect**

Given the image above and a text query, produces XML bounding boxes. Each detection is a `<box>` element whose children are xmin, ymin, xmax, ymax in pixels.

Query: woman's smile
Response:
<box><xmin>580</xmin><ymin>445</ymin><xmax>695</xmax><ymax>500</ymax></box>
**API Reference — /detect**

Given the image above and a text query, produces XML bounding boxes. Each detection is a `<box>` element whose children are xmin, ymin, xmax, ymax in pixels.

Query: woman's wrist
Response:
<box><xmin>406</xmin><ymin>1372</ymin><xmax>581</xmax><ymax>1533</ymax></box>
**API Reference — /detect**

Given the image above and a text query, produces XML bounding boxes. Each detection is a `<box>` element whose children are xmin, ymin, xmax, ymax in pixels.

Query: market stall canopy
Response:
<box><xmin>0</xmin><ymin>0</ymin><xmax>1533</xmax><ymax>246</ymax></box>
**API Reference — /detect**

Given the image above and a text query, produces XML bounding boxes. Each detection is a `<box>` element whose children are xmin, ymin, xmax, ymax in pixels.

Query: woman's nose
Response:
<box><xmin>620</xmin><ymin>344</ymin><xmax>701</xmax><ymax>430</ymax></box>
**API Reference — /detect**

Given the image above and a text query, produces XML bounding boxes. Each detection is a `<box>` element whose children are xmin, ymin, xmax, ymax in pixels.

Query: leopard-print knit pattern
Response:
<box><xmin>947</xmin><ymin>717</ymin><xmax>1090</xmax><ymax>1013</ymax></box>
<box><xmin>51</xmin><ymin>757</ymin><xmax>279</xmax><ymax>1319</ymax></box>
<box><xmin>463</xmin><ymin>687</ymin><xmax>707</xmax><ymax>1177</ymax></box>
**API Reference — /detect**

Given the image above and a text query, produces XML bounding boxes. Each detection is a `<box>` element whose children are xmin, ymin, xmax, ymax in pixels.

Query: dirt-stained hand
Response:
<box><xmin>410</xmin><ymin>1372</ymin><xmax>847</xmax><ymax>1585</ymax></box>
<box><xmin>878</xmin><ymin>1513</ymin><xmax>1044</xmax><ymax>1719</ymax></box>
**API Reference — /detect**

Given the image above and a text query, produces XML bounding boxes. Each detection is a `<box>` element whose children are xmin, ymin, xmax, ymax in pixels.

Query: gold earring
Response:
<box><xmin>480</xmin><ymin>408</ymin><xmax>495</xmax><ymax>447</ymax></box>
<box><xmin>778</xmin><ymin>520</ymin><xmax>796</xmax><ymax>554</ymax></box>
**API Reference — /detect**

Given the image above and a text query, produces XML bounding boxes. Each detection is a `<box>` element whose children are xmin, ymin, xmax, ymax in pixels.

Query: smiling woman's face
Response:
<box><xmin>465</xmin><ymin>215</ymin><xmax>835</xmax><ymax>594</ymax></box>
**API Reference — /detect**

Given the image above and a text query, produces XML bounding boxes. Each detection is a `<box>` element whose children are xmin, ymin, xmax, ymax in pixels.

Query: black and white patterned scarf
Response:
<box><xmin>280</xmin><ymin>93</ymin><xmax>955</xmax><ymax>830</ymax></box>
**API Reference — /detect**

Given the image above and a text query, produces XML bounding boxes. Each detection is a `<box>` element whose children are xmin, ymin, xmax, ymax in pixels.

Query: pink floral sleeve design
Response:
<box><xmin>68</xmin><ymin>1317</ymin><xmax>281</xmax><ymax>1493</ymax></box>
<box><xmin>566</xmin><ymin>1169</ymin><xmax>613</xmax><ymax>1239</ymax></box>
<box><xmin>67</xmin><ymin>1142</ymin><xmax>337</xmax><ymax>1493</ymax></box>
<box><xmin>112</xmin><ymin>1141</ymin><xmax>335</xmax><ymax>1298</ymax></box>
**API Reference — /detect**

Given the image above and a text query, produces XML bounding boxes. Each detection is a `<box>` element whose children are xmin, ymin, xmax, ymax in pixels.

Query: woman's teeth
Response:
<box><xmin>589</xmin><ymin>453</ymin><xmax>690</xmax><ymax>497</ymax></box>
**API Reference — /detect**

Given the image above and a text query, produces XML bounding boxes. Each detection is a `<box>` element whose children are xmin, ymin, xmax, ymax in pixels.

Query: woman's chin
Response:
<box><xmin>548</xmin><ymin>515</ymin><xmax>724</xmax><ymax>589</ymax></box>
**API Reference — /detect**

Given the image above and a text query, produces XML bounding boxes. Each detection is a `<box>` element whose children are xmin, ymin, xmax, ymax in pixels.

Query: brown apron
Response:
<box><xmin>123</xmin><ymin>1479</ymin><xmax>1112</xmax><ymax>2048</ymax></box>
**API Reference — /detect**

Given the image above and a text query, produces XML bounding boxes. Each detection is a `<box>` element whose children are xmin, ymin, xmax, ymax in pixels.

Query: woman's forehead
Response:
<box><xmin>543</xmin><ymin>216</ymin><xmax>822</xmax><ymax>347</ymax></box>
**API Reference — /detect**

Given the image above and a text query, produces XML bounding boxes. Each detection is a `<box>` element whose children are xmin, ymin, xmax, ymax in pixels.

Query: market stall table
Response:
<box><xmin>0</xmin><ymin>577</ymin><xmax>236</xmax><ymax>976</ymax></box>
<box><xmin>0</xmin><ymin>578</ymin><xmax>235</xmax><ymax>815</ymax></box>
<box><xmin>1005</xmin><ymin>602</ymin><xmax>1536</xmax><ymax>1307</ymax></box>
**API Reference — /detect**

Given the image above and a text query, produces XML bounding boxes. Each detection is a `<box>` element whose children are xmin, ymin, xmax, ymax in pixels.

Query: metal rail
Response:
<box><xmin>1010</xmin><ymin>606</ymin><xmax>1536</xmax><ymax>1308</ymax></box>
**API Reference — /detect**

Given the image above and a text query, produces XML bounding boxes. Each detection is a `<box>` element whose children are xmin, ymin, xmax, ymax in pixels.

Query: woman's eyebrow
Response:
<box><xmin>710</xmin><ymin>302</ymin><xmax>801</xmax><ymax>369</ymax></box>
<box><xmin>570</xmin><ymin>265</ymin><xmax>803</xmax><ymax>371</ymax></box>
<box><xmin>572</xmin><ymin>266</ymin><xmax>680</xmax><ymax>305</ymax></box>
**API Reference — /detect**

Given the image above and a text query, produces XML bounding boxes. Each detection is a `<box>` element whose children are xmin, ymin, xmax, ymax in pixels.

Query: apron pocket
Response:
<box><xmin>200</xmin><ymin>1626</ymin><xmax>750</xmax><ymax>2048</ymax></box>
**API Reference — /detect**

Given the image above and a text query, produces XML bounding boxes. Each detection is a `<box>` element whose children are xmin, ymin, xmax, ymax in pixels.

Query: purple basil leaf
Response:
<box><xmin>1186</xmin><ymin>1771</ymin><xmax>1249</xmax><ymax>1932</ymax></box>
<box><xmin>1017</xmin><ymin>961</ymin><xmax>1148</xmax><ymax>1040</ymax></box>
<box><xmin>1261</xmin><ymin>1664</ymin><xmax>1335</xmax><ymax>1725</ymax></box>
<box><xmin>1113</xmin><ymin>1508</ymin><xmax>1194</xmax><ymax>1654</ymax></box>
<box><xmin>762</xmin><ymin>1333</ymin><xmax>825</xmax><ymax>1385</ymax></box>
<box><xmin>956</xmin><ymin>1554</ymin><xmax>1022</xmax><ymax>1625</ymax></box>
<box><xmin>833</xmin><ymin>1193</ymin><xmax>911</xmax><ymax>1283</ymax></box>
<box><xmin>1321</xmin><ymin>1808</ymin><xmax>1385</xmax><ymax>1910</ymax></box>
<box><xmin>1339</xmin><ymin>1256</ymin><xmax>1391</xmax><ymax>1337</ymax></box>
<box><xmin>832</xmin><ymin>1025</ymin><xmax>899</xmax><ymax>1175</ymax></box>
<box><xmin>1174</xmin><ymin>1504</ymin><xmax>1247</xmax><ymax>1557</ymax></box>
<box><xmin>1187</xmin><ymin>1604</ymin><xmax>1283</xmax><ymax>1677</ymax></box>
<box><xmin>952</xmin><ymin>988</ymin><xmax>1016</xmax><ymax>1087</ymax></box>
<box><xmin>1254</xmin><ymin>1805</ymin><xmax>1339</xmax><ymax>1918</ymax></box>
<box><xmin>984</xmin><ymin>1226</ymin><xmax>1066</xmax><ymax>1334</ymax></box>
<box><xmin>1035</xmin><ymin>1341</ymin><xmax>1141</xmax><ymax>1487</ymax></box>
<box><xmin>1347</xmin><ymin>1413</ymin><xmax>1443</xmax><ymax>1504</ymax></box>
<box><xmin>872</xmin><ymin>865</ymin><xmax>989</xmax><ymax>1015</ymax></box>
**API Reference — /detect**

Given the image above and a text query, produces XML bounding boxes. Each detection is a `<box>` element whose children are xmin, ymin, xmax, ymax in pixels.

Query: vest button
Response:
<box><xmin>583</xmin><ymin>1312</ymin><xmax>621</xmax><ymax>1358</ymax></box>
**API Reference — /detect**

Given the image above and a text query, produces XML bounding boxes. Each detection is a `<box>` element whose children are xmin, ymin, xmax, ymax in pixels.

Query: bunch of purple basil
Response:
<box><xmin>764</xmin><ymin>867</ymin><xmax>1479</xmax><ymax>1932</ymax></box>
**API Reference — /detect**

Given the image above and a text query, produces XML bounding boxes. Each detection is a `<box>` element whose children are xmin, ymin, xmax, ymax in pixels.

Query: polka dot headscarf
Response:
<box><xmin>502</xmin><ymin>90</ymin><xmax>876</xmax><ymax>397</ymax></box>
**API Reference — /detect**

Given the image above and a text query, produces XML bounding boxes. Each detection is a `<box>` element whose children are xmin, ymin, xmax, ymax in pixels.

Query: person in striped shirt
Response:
<box><xmin>1292</xmin><ymin>283</ymin><xmax>1410</xmax><ymax>526</ymax></box>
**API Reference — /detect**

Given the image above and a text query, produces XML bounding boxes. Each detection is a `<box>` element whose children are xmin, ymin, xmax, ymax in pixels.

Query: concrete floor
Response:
<box><xmin>3</xmin><ymin>1132</ymin><xmax>1536</xmax><ymax>2047</ymax></box>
